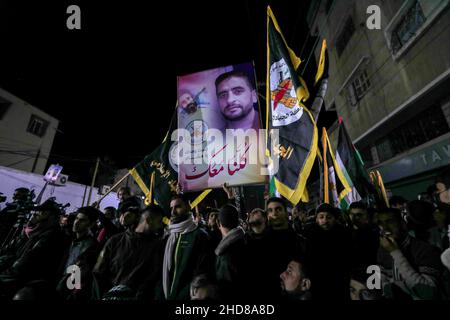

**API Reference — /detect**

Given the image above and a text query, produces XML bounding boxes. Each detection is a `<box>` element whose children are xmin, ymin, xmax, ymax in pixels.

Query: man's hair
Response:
<box><xmin>249</xmin><ymin>208</ymin><xmax>267</xmax><ymax>219</ymax></box>
<box><xmin>104</xmin><ymin>206</ymin><xmax>117</xmax><ymax>213</ymax></box>
<box><xmin>141</xmin><ymin>204</ymin><xmax>165</xmax><ymax>220</ymax></box>
<box><xmin>120</xmin><ymin>206</ymin><xmax>140</xmax><ymax>216</ymax></box>
<box><xmin>389</xmin><ymin>195</ymin><xmax>407</xmax><ymax>207</ymax></box>
<box><xmin>291</xmin><ymin>255</ymin><xmax>310</xmax><ymax>279</ymax></box>
<box><xmin>266</xmin><ymin>197</ymin><xmax>287</xmax><ymax>212</ymax></box>
<box><xmin>190</xmin><ymin>274</ymin><xmax>220</xmax><ymax>301</ymax></box>
<box><xmin>170</xmin><ymin>194</ymin><xmax>190</xmax><ymax>207</ymax></box>
<box><xmin>215</xmin><ymin>70</ymin><xmax>254</xmax><ymax>91</ymax></box>
<box><xmin>14</xmin><ymin>187</ymin><xmax>30</xmax><ymax>194</ymax></box>
<box><xmin>435</xmin><ymin>176</ymin><xmax>446</xmax><ymax>185</ymax></box>
<box><xmin>375</xmin><ymin>207</ymin><xmax>403</xmax><ymax>222</ymax></box>
<box><xmin>119</xmin><ymin>198</ymin><xmax>140</xmax><ymax>214</ymax></box>
<box><xmin>348</xmin><ymin>201</ymin><xmax>367</xmax><ymax>212</ymax></box>
<box><xmin>315</xmin><ymin>203</ymin><xmax>337</xmax><ymax>217</ymax></box>
<box><xmin>76</xmin><ymin>206</ymin><xmax>100</xmax><ymax>223</ymax></box>
<box><xmin>218</xmin><ymin>204</ymin><xmax>239</xmax><ymax>229</ymax></box>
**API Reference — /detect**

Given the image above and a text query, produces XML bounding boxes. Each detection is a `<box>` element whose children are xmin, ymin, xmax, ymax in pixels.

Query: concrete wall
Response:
<box><xmin>309</xmin><ymin>0</ymin><xmax>450</xmax><ymax>141</ymax></box>
<box><xmin>0</xmin><ymin>165</ymin><xmax>119</xmax><ymax>212</ymax></box>
<box><xmin>0</xmin><ymin>87</ymin><xmax>59</xmax><ymax>174</ymax></box>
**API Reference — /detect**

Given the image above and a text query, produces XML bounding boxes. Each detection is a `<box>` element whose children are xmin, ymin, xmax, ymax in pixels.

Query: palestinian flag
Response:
<box><xmin>336</xmin><ymin>119</ymin><xmax>375</xmax><ymax>208</ymax></box>
<box><xmin>322</xmin><ymin>127</ymin><xmax>352</xmax><ymax>207</ymax></box>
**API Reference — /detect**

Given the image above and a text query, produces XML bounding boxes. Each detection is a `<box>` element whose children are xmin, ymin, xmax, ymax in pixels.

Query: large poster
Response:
<box><xmin>175</xmin><ymin>62</ymin><xmax>266</xmax><ymax>192</ymax></box>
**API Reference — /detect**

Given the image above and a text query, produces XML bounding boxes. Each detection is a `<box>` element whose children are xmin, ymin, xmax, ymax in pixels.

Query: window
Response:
<box><xmin>0</xmin><ymin>96</ymin><xmax>12</xmax><ymax>120</ymax></box>
<box><xmin>385</xmin><ymin>0</ymin><xmax>448</xmax><ymax>59</ymax></box>
<box><xmin>347</xmin><ymin>69</ymin><xmax>371</xmax><ymax>107</ymax></box>
<box><xmin>336</xmin><ymin>16</ymin><xmax>355</xmax><ymax>57</ymax></box>
<box><xmin>374</xmin><ymin>105</ymin><xmax>449</xmax><ymax>162</ymax></box>
<box><xmin>390</xmin><ymin>1</ymin><xmax>426</xmax><ymax>54</ymax></box>
<box><xmin>27</xmin><ymin>115</ymin><xmax>49</xmax><ymax>137</ymax></box>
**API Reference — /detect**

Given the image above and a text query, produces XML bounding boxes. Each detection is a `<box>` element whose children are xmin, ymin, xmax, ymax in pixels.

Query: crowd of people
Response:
<box><xmin>0</xmin><ymin>181</ymin><xmax>449</xmax><ymax>301</ymax></box>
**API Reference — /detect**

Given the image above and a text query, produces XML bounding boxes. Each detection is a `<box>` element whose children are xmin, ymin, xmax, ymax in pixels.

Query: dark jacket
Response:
<box><xmin>92</xmin><ymin>229</ymin><xmax>164</xmax><ymax>300</ymax></box>
<box><xmin>215</xmin><ymin>227</ymin><xmax>248</xmax><ymax>300</ymax></box>
<box><xmin>304</xmin><ymin>223</ymin><xmax>352</xmax><ymax>300</ymax></box>
<box><xmin>0</xmin><ymin>225</ymin><xmax>68</xmax><ymax>298</ymax></box>
<box><xmin>56</xmin><ymin>234</ymin><xmax>100</xmax><ymax>300</ymax></box>
<box><xmin>162</xmin><ymin>226</ymin><xmax>214</xmax><ymax>300</ymax></box>
<box><xmin>245</xmin><ymin>229</ymin><xmax>272</xmax><ymax>300</ymax></box>
<box><xmin>351</xmin><ymin>224</ymin><xmax>379</xmax><ymax>273</ymax></box>
<box><xmin>207</xmin><ymin>227</ymin><xmax>222</xmax><ymax>252</ymax></box>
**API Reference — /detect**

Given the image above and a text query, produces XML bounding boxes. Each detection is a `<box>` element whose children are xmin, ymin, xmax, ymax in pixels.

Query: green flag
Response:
<box><xmin>130</xmin><ymin>112</ymin><xmax>178</xmax><ymax>213</ymax></box>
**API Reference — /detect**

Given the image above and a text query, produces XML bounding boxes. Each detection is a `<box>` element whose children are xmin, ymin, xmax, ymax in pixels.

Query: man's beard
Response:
<box><xmin>171</xmin><ymin>212</ymin><xmax>190</xmax><ymax>224</ymax></box>
<box><xmin>185</xmin><ymin>102</ymin><xmax>198</xmax><ymax>114</ymax></box>
<box><xmin>223</xmin><ymin>104</ymin><xmax>250</xmax><ymax>121</ymax></box>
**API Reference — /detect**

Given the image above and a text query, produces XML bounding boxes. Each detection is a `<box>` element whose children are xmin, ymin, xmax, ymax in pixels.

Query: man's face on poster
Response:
<box><xmin>216</xmin><ymin>76</ymin><xmax>257</xmax><ymax>121</ymax></box>
<box><xmin>179</xmin><ymin>92</ymin><xmax>198</xmax><ymax>114</ymax></box>
<box><xmin>179</xmin><ymin>93</ymin><xmax>194</xmax><ymax>109</ymax></box>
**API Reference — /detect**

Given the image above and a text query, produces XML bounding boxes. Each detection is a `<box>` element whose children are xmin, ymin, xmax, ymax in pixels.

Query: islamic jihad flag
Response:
<box><xmin>266</xmin><ymin>6</ymin><xmax>318</xmax><ymax>205</ymax></box>
<box><xmin>130</xmin><ymin>112</ymin><xmax>178</xmax><ymax>213</ymax></box>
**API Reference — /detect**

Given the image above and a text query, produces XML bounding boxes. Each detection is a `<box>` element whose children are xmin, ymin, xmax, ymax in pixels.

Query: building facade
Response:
<box><xmin>308</xmin><ymin>0</ymin><xmax>450</xmax><ymax>200</ymax></box>
<box><xmin>0</xmin><ymin>87</ymin><xmax>59</xmax><ymax>175</ymax></box>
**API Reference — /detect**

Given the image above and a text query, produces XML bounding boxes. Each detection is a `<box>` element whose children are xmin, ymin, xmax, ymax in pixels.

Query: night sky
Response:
<box><xmin>0</xmin><ymin>0</ymin><xmax>331</xmax><ymax>185</ymax></box>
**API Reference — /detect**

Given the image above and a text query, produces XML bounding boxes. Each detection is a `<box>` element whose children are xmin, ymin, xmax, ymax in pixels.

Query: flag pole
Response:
<box><xmin>87</xmin><ymin>157</ymin><xmax>100</xmax><ymax>206</ymax></box>
<box><xmin>93</xmin><ymin>171</ymin><xmax>131</xmax><ymax>208</ymax></box>
<box><xmin>322</xmin><ymin>127</ymin><xmax>329</xmax><ymax>204</ymax></box>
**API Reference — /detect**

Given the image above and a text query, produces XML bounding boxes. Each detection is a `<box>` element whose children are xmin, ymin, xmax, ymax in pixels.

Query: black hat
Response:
<box><xmin>33</xmin><ymin>199</ymin><xmax>61</xmax><ymax>216</ymax></box>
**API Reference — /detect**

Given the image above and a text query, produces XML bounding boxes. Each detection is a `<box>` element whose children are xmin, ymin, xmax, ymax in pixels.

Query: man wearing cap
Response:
<box><xmin>0</xmin><ymin>199</ymin><xmax>68</xmax><ymax>299</ymax></box>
